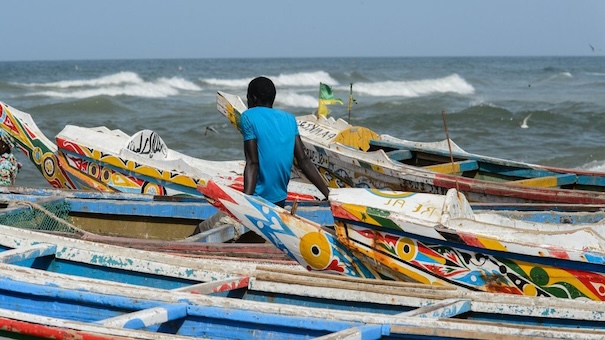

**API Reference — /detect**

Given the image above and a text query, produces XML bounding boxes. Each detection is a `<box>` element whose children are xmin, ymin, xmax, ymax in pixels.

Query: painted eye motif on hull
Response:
<box><xmin>396</xmin><ymin>237</ymin><xmax>417</xmax><ymax>261</ymax></box>
<box><xmin>299</xmin><ymin>231</ymin><xmax>332</xmax><ymax>270</ymax></box>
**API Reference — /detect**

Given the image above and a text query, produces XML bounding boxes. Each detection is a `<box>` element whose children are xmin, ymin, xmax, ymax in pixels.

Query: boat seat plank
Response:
<box><xmin>0</xmin><ymin>243</ymin><xmax>56</xmax><ymax>264</ymax></box>
<box><xmin>171</xmin><ymin>276</ymin><xmax>249</xmax><ymax>294</ymax></box>
<box><xmin>511</xmin><ymin>173</ymin><xmax>577</xmax><ymax>188</ymax></box>
<box><xmin>424</xmin><ymin>160</ymin><xmax>479</xmax><ymax>174</ymax></box>
<box><xmin>385</xmin><ymin>149</ymin><xmax>413</xmax><ymax>161</ymax></box>
<box><xmin>396</xmin><ymin>299</ymin><xmax>471</xmax><ymax>318</ymax></box>
<box><xmin>98</xmin><ymin>303</ymin><xmax>188</xmax><ymax>329</ymax></box>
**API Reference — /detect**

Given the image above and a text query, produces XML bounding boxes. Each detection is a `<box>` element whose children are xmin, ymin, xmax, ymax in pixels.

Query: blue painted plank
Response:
<box><xmin>386</xmin><ymin>149</ymin><xmax>412</xmax><ymax>161</ymax></box>
<box><xmin>576</xmin><ymin>175</ymin><xmax>605</xmax><ymax>187</ymax></box>
<box><xmin>186</xmin><ymin>304</ymin><xmax>364</xmax><ymax>333</ymax></box>
<box><xmin>67</xmin><ymin>198</ymin><xmax>218</xmax><ymax>219</ymax></box>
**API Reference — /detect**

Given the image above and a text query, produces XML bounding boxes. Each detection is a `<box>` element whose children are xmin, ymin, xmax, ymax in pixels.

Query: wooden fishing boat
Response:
<box><xmin>201</xmin><ymin>180</ymin><xmax>605</xmax><ymax>302</ymax></box>
<box><xmin>2</xmin><ymin>224</ymin><xmax>605</xmax><ymax>339</ymax></box>
<box><xmin>0</xmin><ymin>185</ymin><xmax>334</xmax><ymax>262</ymax></box>
<box><xmin>0</xmin><ymin>101</ymin><xmax>320</xmax><ymax>200</ymax></box>
<box><xmin>217</xmin><ymin>91</ymin><xmax>605</xmax><ymax>204</ymax></box>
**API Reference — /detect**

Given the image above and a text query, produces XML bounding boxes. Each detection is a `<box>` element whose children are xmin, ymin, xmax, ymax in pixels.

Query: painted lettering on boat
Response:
<box><xmin>126</xmin><ymin>130</ymin><xmax>167</xmax><ymax>159</ymax></box>
<box><xmin>384</xmin><ymin>198</ymin><xmax>437</xmax><ymax>216</ymax></box>
<box><xmin>298</xmin><ymin>121</ymin><xmax>337</xmax><ymax>141</ymax></box>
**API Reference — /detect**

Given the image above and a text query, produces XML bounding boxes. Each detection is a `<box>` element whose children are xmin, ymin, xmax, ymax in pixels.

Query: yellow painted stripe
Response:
<box><xmin>512</xmin><ymin>176</ymin><xmax>559</xmax><ymax>187</ymax></box>
<box><xmin>478</xmin><ymin>237</ymin><xmax>508</xmax><ymax>251</ymax></box>
<box><xmin>424</xmin><ymin>163</ymin><xmax>461</xmax><ymax>174</ymax></box>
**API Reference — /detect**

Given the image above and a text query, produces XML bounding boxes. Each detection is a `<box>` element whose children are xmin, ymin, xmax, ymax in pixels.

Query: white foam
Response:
<box><xmin>353</xmin><ymin>74</ymin><xmax>475</xmax><ymax>97</ymax></box>
<box><xmin>202</xmin><ymin>71</ymin><xmax>338</xmax><ymax>88</ymax></box>
<box><xmin>23</xmin><ymin>73</ymin><xmax>201</xmax><ymax>99</ymax></box>
<box><xmin>24</xmin><ymin>72</ymin><xmax>143</xmax><ymax>88</ymax></box>
<box><xmin>275</xmin><ymin>92</ymin><xmax>318</xmax><ymax>108</ymax></box>
<box><xmin>583</xmin><ymin>160</ymin><xmax>605</xmax><ymax>172</ymax></box>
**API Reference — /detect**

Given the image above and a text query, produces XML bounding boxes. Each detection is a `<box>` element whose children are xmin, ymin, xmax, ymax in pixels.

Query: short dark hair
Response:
<box><xmin>247</xmin><ymin>76</ymin><xmax>276</xmax><ymax>106</ymax></box>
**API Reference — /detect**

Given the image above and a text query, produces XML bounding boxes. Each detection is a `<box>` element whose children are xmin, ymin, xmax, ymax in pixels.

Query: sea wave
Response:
<box><xmin>22</xmin><ymin>71</ymin><xmax>143</xmax><ymax>88</ymax></box>
<box><xmin>351</xmin><ymin>74</ymin><xmax>475</xmax><ymax>97</ymax></box>
<box><xmin>19</xmin><ymin>72</ymin><xmax>201</xmax><ymax>99</ymax></box>
<box><xmin>201</xmin><ymin>71</ymin><xmax>339</xmax><ymax>88</ymax></box>
<box><xmin>275</xmin><ymin>92</ymin><xmax>319</xmax><ymax>108</ymax></box>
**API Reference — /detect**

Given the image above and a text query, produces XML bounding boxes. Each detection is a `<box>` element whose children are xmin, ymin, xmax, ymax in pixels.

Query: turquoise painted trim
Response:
<box><xmin>385</xmin><ymin>149</ymin><xmax>412</xmax><ymax>161</ymax></box>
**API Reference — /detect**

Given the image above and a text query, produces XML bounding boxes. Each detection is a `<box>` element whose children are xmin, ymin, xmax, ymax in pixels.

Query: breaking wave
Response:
<box><xmin>352</xmin><ymin>74</ymin><xmax>475</xmax><ymax>97</ymax></box>
<box><xmin>19</xmin><ymin>72</ymin><xmax>201</xmax><ymax>99</ymax></box>
<box><xmin>201</xmin><ymin>71</ymin><xmax>338</xmax><ymax>88</ymax></box>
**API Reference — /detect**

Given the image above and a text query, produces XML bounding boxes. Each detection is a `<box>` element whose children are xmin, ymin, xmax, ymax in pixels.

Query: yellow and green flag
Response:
<box><xmin>317</xmin><ymin>83</ymin><xmax>343</xmax><ymax>117</ymax></box>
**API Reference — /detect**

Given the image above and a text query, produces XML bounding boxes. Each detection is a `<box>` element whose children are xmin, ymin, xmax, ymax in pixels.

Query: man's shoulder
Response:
<box><xmin>244</xmin><ymin>107</ymin><xmax>295</xmax><ymax>120</ymax></box>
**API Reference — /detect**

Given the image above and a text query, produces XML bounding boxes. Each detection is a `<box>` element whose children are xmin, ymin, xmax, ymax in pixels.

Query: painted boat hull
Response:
<box><xmin>0</xmin><ymin>101</ymin><xmax>320</xmax><ymax>201</ymax></box>
<box><xmin>202</xmin><ymin>179</ymin><xmax>605</xmax><ymax>301</ymax></box>
<box><xmin>0</xmin><ymin>185</ymin><xmax>334</xmax><ymax>262</ymax></box>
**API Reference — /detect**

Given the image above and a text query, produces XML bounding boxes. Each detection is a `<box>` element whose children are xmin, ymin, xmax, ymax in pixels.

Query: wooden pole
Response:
<box><xmin>441</xmin><ymin>110</ymin><xmax>460</xmax><ymax>194</ymax></box>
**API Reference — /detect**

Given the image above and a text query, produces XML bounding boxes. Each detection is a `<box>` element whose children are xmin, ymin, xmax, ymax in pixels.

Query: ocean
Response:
<box><xmin>1</xmin><ymin>56</ymin><xmax>604</xmax><ymax>188</ymax></box>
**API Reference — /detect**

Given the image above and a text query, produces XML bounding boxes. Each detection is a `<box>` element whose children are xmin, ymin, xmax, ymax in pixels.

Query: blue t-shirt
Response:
<box><xmin>241</xmin><ymin>106</ymin><xmax>299</xmax><ymax>203</ymax></box>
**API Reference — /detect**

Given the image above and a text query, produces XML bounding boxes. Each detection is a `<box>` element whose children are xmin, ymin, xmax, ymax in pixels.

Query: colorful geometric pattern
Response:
<box><xmin>331</xmin><ymin>188</ymin><xmax>605</xmax><ymax>301</ymax></box>
<box><xmin>0</xmin><ymin>102</ymin><xmax>80</xmax><ymax>189</ymax></box>
<box><xmin>200</xmin><ymin>181</ymin><xmax>377</xmax><ymax>278</ymax></box>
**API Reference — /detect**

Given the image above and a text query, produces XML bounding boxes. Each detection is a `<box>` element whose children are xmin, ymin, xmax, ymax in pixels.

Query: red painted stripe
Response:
<box><xmin>0</xmin><ymin>317</ymin><xmax>132</xmax><ymax>340</ymax></box>
<box><xmin>547</xmin><ymin>248</ymin><xmax>571</xmax><ymax>260</ymax></box>
<box><xmin>457</xmin><ymin>233</ymin><xmax>485</xmax><ymax>248</ymax></box>
<box><xmin>432</xmin><ymin>173</ymin><xmax>605</xmax><ymax>204</ymax></box>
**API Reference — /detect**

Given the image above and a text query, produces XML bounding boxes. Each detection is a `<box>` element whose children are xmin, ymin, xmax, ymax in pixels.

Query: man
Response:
<box><xmin>242</xmin><ymin>76</ymin><xmax>330</xmax><ymax>207</ymax></box>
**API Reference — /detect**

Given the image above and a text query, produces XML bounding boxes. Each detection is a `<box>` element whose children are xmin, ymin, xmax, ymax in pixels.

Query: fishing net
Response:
<box><xmin>0</xmin><ymin>199</ymin><xmax>85</xmax><ymax>234</ymax></box>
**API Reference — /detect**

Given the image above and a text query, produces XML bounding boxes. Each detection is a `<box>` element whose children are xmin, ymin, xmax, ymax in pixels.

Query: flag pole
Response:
<box><xmin>347</xmin><ymin>83</ymin><xmax>353</xmax><ymax>122</ymax></box>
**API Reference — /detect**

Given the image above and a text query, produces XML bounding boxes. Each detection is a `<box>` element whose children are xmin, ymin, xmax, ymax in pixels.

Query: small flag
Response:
<box><xmin>317</xmin><ymin>83</ymin><xmax>343</xmax><ymax>118</ymax></box>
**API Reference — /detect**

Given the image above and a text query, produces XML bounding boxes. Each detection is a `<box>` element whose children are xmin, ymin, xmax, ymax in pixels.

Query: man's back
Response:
<box><xmin>241</xmin><ymin>106</ymin><xmax>298</xmax><ymax>203</ymax></box>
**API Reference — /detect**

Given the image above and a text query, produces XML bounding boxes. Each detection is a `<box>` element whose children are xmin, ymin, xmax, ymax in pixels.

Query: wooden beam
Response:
<box><xmin>0</xmin><ymin>243</ymin><xmax>56</xmax><ymax>264</ymax></box>
<box><xmin>171</xmin><ymin>276</ymin><xmax>249</xmax><ymax>294</ymax></box>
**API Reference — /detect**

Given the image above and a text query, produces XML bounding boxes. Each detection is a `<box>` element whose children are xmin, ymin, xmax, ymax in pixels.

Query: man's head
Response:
<box><xmin>247</xmin><ymin>76</ymin><xmax>276</xmax><ymax>108</ymax></box>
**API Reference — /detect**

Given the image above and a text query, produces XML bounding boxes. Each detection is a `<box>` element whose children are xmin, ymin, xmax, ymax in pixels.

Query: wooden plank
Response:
<box><xmin>0</xmin><ymin>243</ymin><xmax>56</xmax><ymax>264</ymax></box>
<box><xmin>511</xmin><ymin>173</ymin><xmax>577</xmax><ymax>188</ymax></box>
<box><xmin>0</xmin><ymin>311</ymin><xmax>188</xmax><ymax>340</ymax></box>
<box><xmin>397</xmin><ymin>299</ymin><xmax>471</xmax><ymax>318</ymax></box>
<box><xmin>171</xmin><ymin>276</ymin><xmax>249</xmax><ymax>294</ymax></box>
<box><xmin>315</xmin><ymin>324</ymin><xmax>387</xmax><ymax>340</ymax></box>
<box><xmin>98</xmin><ymin>303</ymin><xmax>188</xmax><ymax>329</ymax></box>
<box><xmin>185</xmin><ymin>304</ymin><xmax>363</xmax><ymax>333</ymax></box>
<box><xmin>424</xmin><ymin>160</ymin><xmax>478</xmax><ymax>174</ymax></box>
<box><xmin>68</xmin><ymin>199</ymin><xmax>218</xmax><ymax>219</ymax></box>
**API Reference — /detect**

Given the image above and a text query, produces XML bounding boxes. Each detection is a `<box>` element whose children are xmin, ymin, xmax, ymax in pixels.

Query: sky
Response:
<box><xmin>1</xmin><ymin>0</ymin><xmax>604</xmax><ymax>61</ymax></box>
